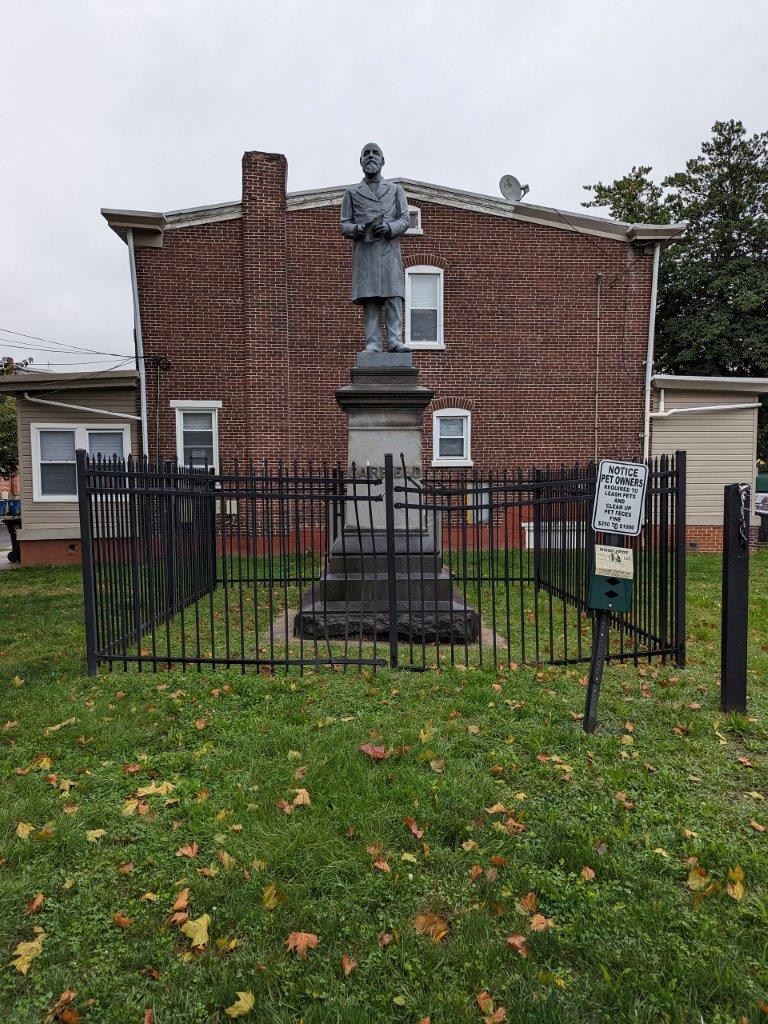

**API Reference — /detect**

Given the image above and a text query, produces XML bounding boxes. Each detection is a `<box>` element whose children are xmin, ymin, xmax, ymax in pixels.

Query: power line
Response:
<box><xmin>0</xmin><ymin>326</ymin><xmax>136</xmax><ymax>360</ymax></box>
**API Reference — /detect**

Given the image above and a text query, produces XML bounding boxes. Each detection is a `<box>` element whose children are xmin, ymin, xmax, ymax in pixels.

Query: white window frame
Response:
<box><xmin>432</xmin><ymin>408</ymin><xmax>472</xmax><ymax>468</ymax></box>
<box><xmin>405</xmin><ymin>206</ymin><xmax>423</xmax><ymax>235</ymax></box>
<box><xmin>170</xmin><ymin>400</ymin><xmax>222</xmax><ymax>472</ymax></box>
<box><xmin>31</xmin><ymin>422</ymin><xmax>132</xmax><ymax>502</ymax></box>
<box><xmin>405</xmin><ymin>266</ymin><xmax>444</xmax><ymax>349</ymax></box>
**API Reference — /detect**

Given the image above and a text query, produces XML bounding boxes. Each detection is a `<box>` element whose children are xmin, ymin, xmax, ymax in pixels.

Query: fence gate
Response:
<box><xmin>76</xmin><ymin>450</ymin><xmax>686</xmax><ymax>675</ymax></box>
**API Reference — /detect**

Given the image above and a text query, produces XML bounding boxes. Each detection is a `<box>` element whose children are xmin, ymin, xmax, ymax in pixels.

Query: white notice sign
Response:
<box><xmin>595</xmin><ymin>544</ymin><xmax>634</xmax><ymax>579</ymax></box>
<box><xmin>591</xmin><ymin>460</ymin><xmax>648</xmax><ymax>536</ymax></box>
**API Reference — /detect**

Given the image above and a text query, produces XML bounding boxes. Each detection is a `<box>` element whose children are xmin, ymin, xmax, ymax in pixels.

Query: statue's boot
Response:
<box><xmin>387</xmin><ymin>342</ymin><xmax>410</xmax><ymax>353</ymax></box>
<box><xmin>365</xmin><ymin>342</ymin><xmax>380</xmax><ymax>352</ymax></box>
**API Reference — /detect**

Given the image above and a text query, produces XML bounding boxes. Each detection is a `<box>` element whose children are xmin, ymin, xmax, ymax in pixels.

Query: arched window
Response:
<box><xmin>432</xmin><ymin>407</ymin><xmax>472</xmax><ymax>467</ymax></box>
<box><xmin>405</xmin><ymin>265</ymin><xmax>444</xmax><ymax>349</ymax></box>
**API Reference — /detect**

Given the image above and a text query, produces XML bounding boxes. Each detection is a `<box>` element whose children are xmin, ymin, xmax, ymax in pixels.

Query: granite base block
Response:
<box><xmin>293</xmin><ymin>595</ymin><xmax>481</xmax><ymax>644</ymax></box>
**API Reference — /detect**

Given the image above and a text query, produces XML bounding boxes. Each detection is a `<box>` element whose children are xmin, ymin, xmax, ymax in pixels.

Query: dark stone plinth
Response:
<box><xmin>294</xmin><ymin>595</ymin><xmax>481</xmax><ymax>644</ymax></box>
<box><xmin>355</xmin><ymin>350</ymin><xmax>413</xmax><ymax>369</ymax></box>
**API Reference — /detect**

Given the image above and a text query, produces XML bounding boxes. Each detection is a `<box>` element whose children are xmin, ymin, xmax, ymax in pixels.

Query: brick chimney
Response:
<box><xmin>241</xmin><ymin>151</ymin><xmax>290</xmax><ymax>457</ymax></box>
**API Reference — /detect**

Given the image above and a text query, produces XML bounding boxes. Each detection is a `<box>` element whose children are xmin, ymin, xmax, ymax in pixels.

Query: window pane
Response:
<box><xmin>439</xmin><ymin>417</ymin><xmax>465</xmax><ymax>438</ymax></box>
<box><xmin>411</xmin><ymin>309</ymin><xmax>438</xmax><ymax>342</ymax></box>
<box><xmin>410</xmin><ymin>273</ymin><xmax>438</xmax><ymax>308</ymax></box>
<box><xmin>439</xmin><ymin>436</ymin><xmax>465</xmax><ymax>458</ymax></box>
<box><xmin>182</xmin><ymin>430</ymin><xmax>214</xmax><ymax>447</ymax></box>
<box><xmin>40</xmin><ymin>463</ymin><xmax>77</xmax><ymax>495</ymax></box>
<box><xmin>39</xmin><ymin>430</ymin><xmax>76</xmax><ymax>462</ymax></box>
<box><xmin>408</xmin><ymin>209</ymin><xmax>420</xmax><ymax>230</ymax></box>
<box><xmin>182</xmin><ymin>412</ymin><xmax>214</xmax><ymax>431</ymax></box>
<box><xmin>88</xmin><ymin>431</ymin><xmax>125</xmax><ymax>460</ymax></box>
<box><xmin>183</xmin><ymin>445</ymin><xmax>214</xmax><ymax>467</ymax></box>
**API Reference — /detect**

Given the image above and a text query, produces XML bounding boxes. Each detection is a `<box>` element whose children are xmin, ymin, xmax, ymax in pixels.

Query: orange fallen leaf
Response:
<box><xmin>529</xmin><ymin>913</ymin><xmax>554</xmax><ymax>932</ymax></box>
<box><xmin>470</xmin><ymin>864</ymin><xmax>483</xmax><ymax>880</ymax></box>
<box><xmin>581</xmin><ymin>866</ymin><xmax>596</xmax><ymax>881</ymax></box>
<box><xmin>292</xmin><ymin>788</ymin><xmax>311</xmax><ymax>807</ymax></box>
<box><xmin>113</xmin><ymin>912</ymin><xmax>134</xmax><ymax>928</ymax></box>
<box><xmin>124</xmin><ymin>763</ymin><xmax>141</xmax><ymax>775</ymax></box>
<box><xmin>341</xmin><ymin>953</ymin><xmax>357</xmax><ymax>975</ymax></box>
<box><xmin>144</xmin><ymin>1011</ymin><xmax>154</xmax><ymax>1024</ymax></box>
<box><xmin>176</xmin><ymin>842</ymin><xmax>199</xmax><ymax>859</ymax></box>
<box><xmin>413</xmin><ymin>911</ymin><xmax>449</xmax><ymax>943</ymax></box>
<box><xmin>359</xmin><ymin>743</ymin><xmax>389</xmax><ymax>760</ymax></box>
<box><xmin>169</xmin><ymin>911</ymin><xmax>189</xmax><ymax>926</ymax></box>
<box><xmin>749</xmin><ymin>820</ymin><xmax>766</xmax><ymax>833</ymax></box>
<box><xmin>490</xmin><ymin>855</ymin><xmax>507</xmax><ymax>868</ymax></box>
<box><xmin>286</xmin><ymin>931</ymin><xmax>319</xmax><ymax>959</ymax></box>
<box><xmin>195</xmin><ymin>718</ymin><xmax>207</xmax><ymax>730</ymax></box>
<box><xmin>515</xmin><ymin>891</ymin><xmax>537</xmax><ymax>914</ymax></box>
<box><xmin>172</xmin><ymin>888</ymin><xmax>190</xmax><ymax>911</ymax></box>
<box><xmin>404</xmin><ymin>816</ymin><xmax>424</xmax><ymax>839</ymax></box>
<box><xmin>506</xmin><ymin>933</ymin><xmax>528</xmax><ymax>957</ymax></box>
<box><xmin>485</xmin><ymin>1010</ymin><xmax>507</xmax><ymax>1024</ymax></box>
<box><xmin>117</xmin><ymin>861</ymin><xmax>135</xmax><ymax>874</ymax></box>
<box><xmin>738</xmin><ymin>757</ymin><xmax>754</xmax><ymax>768</ymax></box>
<box><xmin>45</xmin><ymin>989</ymin><xmax>77</xmax><ymax>1023</ymax></box>
<box><xmin>476</xmin><ymin>992</ymin><xmax>493</xmax><ymax>1013</ymax></box>
<box><xmin>378</xmin><ymin>931</ymin><xmax>394</xmax><ymax>946</ymax></box>
<box><xmin>24</xmin><ymin>892</ymin><xmax>44</xmax><ymax>916</ymax></box>
<box><xmin>277</xmin><ymin>799</ymin><xmax>293</xmax><ymax>815</ymax></box>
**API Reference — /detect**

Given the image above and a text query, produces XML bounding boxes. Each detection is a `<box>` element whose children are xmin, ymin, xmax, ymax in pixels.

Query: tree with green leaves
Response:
<box><xmin>0</xmin><ymin>357</ymin><xmax>32</xmax><ymax>480</ymax></box>
<box><xmin>583</xmin><ymin>119</ymin><xmax>768</xmax><ymax>455</ymax></box>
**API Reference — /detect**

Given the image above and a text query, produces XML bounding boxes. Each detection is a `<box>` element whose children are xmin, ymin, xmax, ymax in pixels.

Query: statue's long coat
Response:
<box><xmin>340</xmin><ymin>179</ymin><xmax>411</xmax><ymax>303</ymax></box>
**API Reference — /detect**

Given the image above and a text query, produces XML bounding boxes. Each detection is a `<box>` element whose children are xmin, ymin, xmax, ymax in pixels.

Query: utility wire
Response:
<box><xmin>0</xmin><ymin>326</ymin><xmax>137</xmax><ymax>360</ymax></box>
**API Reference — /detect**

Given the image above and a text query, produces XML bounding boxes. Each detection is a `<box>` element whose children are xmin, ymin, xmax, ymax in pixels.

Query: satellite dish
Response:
<box><xmin>499</xmin><ymin>174</ymin><xmax>530</xmax><ymax>203</ymax></box>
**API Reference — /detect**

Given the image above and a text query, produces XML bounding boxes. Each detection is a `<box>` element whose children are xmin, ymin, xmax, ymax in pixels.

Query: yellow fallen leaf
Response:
<box><xmin>10</xmin><ymin>927</ymin><xmax>45</xmax><ymax>974</ymax></box>
<box><xmin>216</xmin><ymin>850</ymin><xmax>236</xmax><ymax>870</ymax></box>
<box><xmin>36</xmin><ymin>822</ymin><xmax>55</xmax><ymax>840</ymax></box>
<box><xmin>122</xmin><ymin>799</ymin><xmax>139</xmax><ymax>816</ymax></box>
<box><xmin>292</xmin><ymin>788</ymin><xmax>311</xmax><ymax>807</ymax></box>
<box><xmin>180</xmin><ymin>913</ymin><xmax>211</xmax><ymax>948</ymax></box>
<box><xmin>140</xmin><ymin>892</ymin><xmax>160</xmax><ymax>902</ymax></box>
<box><xmin>653</xmin><ymin>848</ymin><xmax>670</xmax><ymax>858</ymax></box>
<box><xmin>225</xmin><ymin>991</ymin><xmax>255</xmax><ymax>1017</ymax></box>
<box><xmin>16</xmin><ymin>822</ymin><xmax>35</xmax><ymax>840</ymax></box>
<box><xmin>137</xmin><ymin>781</ymin><xmax>176</xmax><ymax>797</ymax></box>
<box><xmin>43</xmin><ymin>717</ymin><xmax>76</xmax><ymax>737</ymax></box>
<box><xmin>262</xmin><ymin>882</ymin><xmax>281</xmax><ymax>910</ymax></box>
<box><xmin>727</xmin><ymin>865</ymin><xmax>746</xmax><ymax>901</ymax></box>
<box><xmin>687</xmin><ymin>866</ymin><xmax>712</xmax><ymax>891</ymax></box>
<box><xmin>682</xmin><ymin>828</ymin><xmax>698</xmax><ymax>839</ymax></box>
<box><xmin>85</xmin><ymin>829</ymin><xmax>107</xmax><ymax>843</ymax></box>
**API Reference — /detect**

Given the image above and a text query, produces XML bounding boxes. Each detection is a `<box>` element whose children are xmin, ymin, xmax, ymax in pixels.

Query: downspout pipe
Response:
<box><xmin>127</xmin><ymin>228</ymin><xmax>149</xmax><ymax>457</ymax></box>
<box><xmin>642</xmin><ymin>242</ymin><xmax>661</xmax><ymax>462</ymax></box>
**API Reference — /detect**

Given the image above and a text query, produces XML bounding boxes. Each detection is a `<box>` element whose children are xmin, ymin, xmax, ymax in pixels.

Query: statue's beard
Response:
<box><xmin>364</xmin><ymin>161</ymin><xmax>381</xmax><ymax>175</ymax></box>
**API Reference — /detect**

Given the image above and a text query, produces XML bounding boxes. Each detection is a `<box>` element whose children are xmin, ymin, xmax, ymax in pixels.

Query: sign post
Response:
<box><xmin>583</xmin><ymin>460</ymin><xmax>648</xmax><ymax>733</ymax></box>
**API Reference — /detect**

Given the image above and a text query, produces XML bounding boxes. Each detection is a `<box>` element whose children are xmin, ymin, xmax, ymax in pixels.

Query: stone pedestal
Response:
<box><xmin>294</xmin><ymin>351</ymin><xmax>479</xmax><ymax>644</ymax></box>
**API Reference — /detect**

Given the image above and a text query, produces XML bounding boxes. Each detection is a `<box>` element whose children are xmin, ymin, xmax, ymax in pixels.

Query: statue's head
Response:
<box><xmin>360</xmin><ymin>142</ymin><xmax>385</xmax><ymax>177</ymax></box>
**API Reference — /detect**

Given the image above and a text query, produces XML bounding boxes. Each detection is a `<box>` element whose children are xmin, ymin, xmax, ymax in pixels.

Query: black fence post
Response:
<box><xmin>76</xmin><ymin>449</ymin><xmax>99</xmax><ymax>677</ymax></box>
<box><xmin>384</xmin><ymin>453</ymin><xmax>399</xmax><ymax>669</ymax></box>
<box><xmin>721</xmin><ymin>483</ymin><xmax>749</xmax><ymax>713</ymax></box>
<box><xmin>674</xmin><ymin>450</ymin><xmax>687</xmax><ymax>667</ymax></box>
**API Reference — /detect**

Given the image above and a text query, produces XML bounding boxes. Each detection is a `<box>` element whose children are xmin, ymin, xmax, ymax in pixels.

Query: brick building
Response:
<box><xmin>103</xmin><ymin>150</ymin><xmax>683</xmax><ymax>474</ymax></box>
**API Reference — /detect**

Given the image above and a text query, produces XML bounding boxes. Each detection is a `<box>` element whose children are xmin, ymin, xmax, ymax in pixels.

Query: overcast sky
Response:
<box><xmin>1</xmin><ymin>0</ymin><xmax>766</xmax><ymax>371</ymax></box>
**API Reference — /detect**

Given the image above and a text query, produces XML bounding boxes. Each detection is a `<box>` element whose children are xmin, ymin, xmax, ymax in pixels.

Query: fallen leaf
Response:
<box><xmin>216</xmin><ymin>850</ymin><xmax>236</xmax><ymax>870</ymax></box>
<box><xmin>137</xmin><ymin>781</ymin><xmax>176</xmax><ymax>797</ymax></box>
<box><xmin>176</xmin><ymin>842</ymin><xmax>199</xmax><ymax>859</ymax></box>
<box><xmin>117</xmin><ymin>861</ymin><xmax>135</xmax><ymax>875</ymax></box>
<box><xmin>140</xmin><ymin>892</ymin><xmax>160</xmax><ymax>903</ymax></box>
<box><xmin>10</xmin><ymin>927</ymin><xmax>45</xmax><ymax>975</ymax></box>
<box><xmin>727</xmin><ymin>865</ymin><xmax>746</xmax><ymax>901</ymax></box>
<box><xmin>276</xmin><ymin>799</ymin><xmax>293</xmax><ymax>815</ymax></box>
<box><xmin>490</xmin><ymin>855</ymin><xmax>507</xmax><ymax>868</ymax></box>
<box><xmin>24</xmin><ymin>892</ymin><xmax>45</xmax><ymax>916</ymax></box>
<box><xmin>292</xmin><ymin>788</ymin><xmax>311</xmax><ymax>807</ymax></box>
<box><xmin>461</xmin><ymin>839</ymin><xmax>478</xmax><ymax>852</ymax></box>
<box><xmin>144</xmin><ymin>1011</ymin><xmax>154</xmax><ymax>1024</ymax></box>
<box><xmin>44</xmin><ymin>989</ymin><xmax>77</xmax><ymax>1023</ymax></box>
<box><xmin>181</xmin><ymin>913</ymin><xmax>211</xmax><ymax>948</ymax></box>
<box><xmin>262</xmin><ymin>882</ymin><xmax>281</xmax><ymax>910</ymax></box>
<box><xmin>16</xmin><ymin>822</ymin><xmax>35</xmax><ymax>840</ymax></box>
<box><xmin>359</xmin><ymin>743</ymin><xmax>389</xmax><ymax>760</ymax></box>
<box><xmin>378</xmin><ymin>931</ymin><xmax>394</xmax><ymax>946</ymax></box>
<box><xmin>285</xmin><ymin>931</ymin><xmax>319</xmax><ymax>959</ymax></box>
<box><xmin>687</xmin><ymin>866</ymin><xmax>712</xmax><ymax>891</ymax></box>
<box><xmin>124</xmin><ymin>763</ymin><xmax>141</xmax><ymax>775</ymax></box>
<box><xmin>515</xmin><ymin>891</ymin><xmax>537</xmax><ymax>914</ymax></box>
<box><xmin>194</xmin><ymin>719</ymin><xmax>208</xmax><ymax>730</ymax></box>
<box><xmin>581</xmin><ymin>866</ymin><xmax>596</xmax><ymax>881</ymax></box>
<box><xmin>485</xmin><ymin>1010</ymin><xmax>507</xmax><ymax>1024</ymax></box>
<box><xmin>413</xmin><ymin>912</ymin><xmax>449</xmax><ymax>943</ymax></box>
<box><xmin>476</xmin><ymin>992</ymin><xmax>494</xmax><ymax>1013</ymax></box>
<box><xmin>197</xmin><ymin>866</ymin><xmax>218</xmax><ymax>878</ymax></box>
<box><xmin>404</xmin><ymin>816</ymin><xmax>424</xmax><ymax>839</ymax></box>
<box><xmin>470</xmin><ymin>864</ymin><xmax>483</xmax><ymax>881</ymax></box>
<box><xmin>224</xmin><ymin>991</ymin><xmax>255</xmax><ymax>1018</ymax></box>
<box><xmin>530</xmin><ymin>913</ymin><xmax>554</xmax><ymax>932</ymax></box>
<box><xmin>737</xmin><ymin>757</ymin><xmax>754</xmax><ymax>768</ymax></box>
<box><xmin>506</xmin><ymin>933</ymin><xmax>528</xmax><ymax>958</ymax></box>
<box><xmin>113</xmin><ymin>912</ymin><xmax>134</xmax><ymax>928</ymax></box>
<box><xmin>172</xmin><ymin>888</ymin><xmax>190</xmax><ymax>911</ymax></box>
<box><xmin>341</xmin><ymin>953</ymin><xmax>357</xmax><ymax>975</ymax></box>
<box><xmin>484</xmin><ymin>803</ymin><xmax>507</xmax><ymax>815</ymax></box>
<box><xmin>122</xmin><ymin>799</ymin><xmax>140</xmax><ymax>817</ymax></box>
<box><xmin>169</xmin><ymin>911</ymin><xmax>189</xmax><ymax>926</ymax></box>
<box><xmin>749</xmin><ymin>820</ymin><xmax>766</xmax><ymax>833</ymax></box>
<box><xmin>430</xmin><ymin>758</ymin><xmax>446</xmax><ymax>773</ymax></box>
<box><xmin>85</xmin><ymin>829</ymin><xmax>107</xmax><ymax>843</ymax></box>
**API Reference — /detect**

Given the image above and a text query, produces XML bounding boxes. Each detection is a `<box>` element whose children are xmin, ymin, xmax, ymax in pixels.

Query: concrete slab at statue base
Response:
<box><xmin>294</xmin><ymin>595</ymin><xmax>481</xmax><ymax>644</ymax></box>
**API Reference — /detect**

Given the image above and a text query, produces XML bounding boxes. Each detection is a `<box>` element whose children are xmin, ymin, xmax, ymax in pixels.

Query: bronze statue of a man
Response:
<box><xmin>341</xmin><ymin>143</ymin><xmax>411</xmax><ymax>353</ymax></box>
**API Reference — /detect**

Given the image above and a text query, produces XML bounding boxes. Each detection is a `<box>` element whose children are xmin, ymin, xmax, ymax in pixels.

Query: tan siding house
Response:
<box><xmin>0</xmin><ymin>370</ymin><xmax>140</xmax><ymax>564</ymax></box>
<box><xmin>651</xmin><ymin>375</ymin><xmax>768</xmax><ymax>550</ymax></box>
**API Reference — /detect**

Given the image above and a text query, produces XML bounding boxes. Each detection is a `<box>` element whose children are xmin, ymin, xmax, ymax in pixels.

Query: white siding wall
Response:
<box><xmin>17</xmin><ymin>388</ymin><xmax>140</xmax><ymax>541</ymax></box>
<box><xmin>651</xmin><ymin>388</ymin><xmax>758</xmax><ymax>525</ymax></box>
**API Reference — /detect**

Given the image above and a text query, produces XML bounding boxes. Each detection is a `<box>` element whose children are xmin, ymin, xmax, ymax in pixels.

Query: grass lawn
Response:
<box><xmin>0</xmin><ymin>555</ymin><xmax>766</xmax><ymax>1023</ymax></box>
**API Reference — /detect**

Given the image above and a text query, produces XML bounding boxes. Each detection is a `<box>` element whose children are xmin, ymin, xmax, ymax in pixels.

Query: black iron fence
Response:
<box><xmin>76</xmin><ymin>450</ymin><xmax>686</xmax><ymax>675</ymax></box>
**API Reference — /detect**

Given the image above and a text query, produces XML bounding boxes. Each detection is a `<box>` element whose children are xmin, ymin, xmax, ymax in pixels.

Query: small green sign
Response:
<box><xmin>588</xmin><ymin>573</ymin><xmax>633</xmax><ymax>613</ymax></box>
